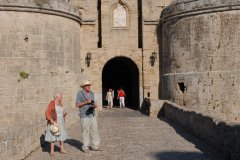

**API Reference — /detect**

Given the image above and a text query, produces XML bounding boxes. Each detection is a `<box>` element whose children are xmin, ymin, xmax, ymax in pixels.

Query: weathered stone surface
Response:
<box><xmin>26</xmin><ymin>108</ymin><xmax>223</xmax><ymax>160</ymax></box>
<box><xmin>78</xmin><ymin>0</ymin><xmax>168</xmax><ymax>108</ymax></box>
<box><xmin>150</xmin><ymin>100</ymin><xmax>240</xmax><ymax>160</ymax></box>
<box><xmin>140</xmin><ymin>98</ymin><xmax>165</xmax><ymax>117</ymax></box>
<box><xmin>0</xmin><ymin>0</ymin><xmax>80</xmax><ymax>17</ymax></box>
<box><xmin>160</xmin><ymin>0</ymin><xmax>240</xmax><ymax>120</ymax></box>
<box><xmin>0</xmin><ymin>1</ymin><xmax>81</xmax><ymax>159</ymax></box>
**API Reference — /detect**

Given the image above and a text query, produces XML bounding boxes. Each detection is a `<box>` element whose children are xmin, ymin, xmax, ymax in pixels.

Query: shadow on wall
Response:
<box><xmin>156</xmin><ymin>117</ymin><xmax>224</xmax><ymax>160</ymax></box>
<box><xmin>157</xmin><ymin>101</ymin><xmax>240</xmax><ymax>160</ymax></box>
<box><xmin>140</xmin><ymin>98</ymin><xmax>165</xmax><ymax>117</ymax></box>
<box><xmin>156</xmin><ymin>11</ymin><xmax>164</xmax><ymax>100</ymax></box>
<box><xmin>152</xmin><ymin>103</ymin><xmax>224</xmax><ymax>160</ymax></box>
<box><xmin>140</xmin><ymin>98</ymin><xmax>151</xmax><ymax>116</ymax></box>
<box><xmin>151</xmin><ymin>151</ymin><xmax>221</xmax><ymax>160</ymax></box>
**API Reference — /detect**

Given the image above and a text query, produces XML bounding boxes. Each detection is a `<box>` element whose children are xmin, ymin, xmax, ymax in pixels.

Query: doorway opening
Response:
<box><xmin>102</xmin><ymin>57</ymin><xmax>139</xmax><ymax>110</ymax></box>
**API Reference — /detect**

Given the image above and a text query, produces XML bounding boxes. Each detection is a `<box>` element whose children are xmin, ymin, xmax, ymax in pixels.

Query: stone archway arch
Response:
<box><xmin>102</xmin><ymin>56</ymin><xmax>140</xmax><ymax>110</ymax></box>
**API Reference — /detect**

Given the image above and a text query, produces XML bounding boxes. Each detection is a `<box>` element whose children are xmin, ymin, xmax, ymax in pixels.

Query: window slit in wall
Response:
<box><xmin>97</xmin><ymin>0</ymin><xmax>102</xmax><ymax>48</ymax></box>
<box><xmin>138</xmin><ymin>0</ymin><xmax>143</xmax><ymax>48</ymax></box>
<box><xmin>178</xmin><ymin>82</ymin><xmax>186</xmax><ymax>93</ymax></box>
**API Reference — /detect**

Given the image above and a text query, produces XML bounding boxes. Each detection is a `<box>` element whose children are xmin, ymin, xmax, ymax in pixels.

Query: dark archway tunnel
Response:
<box><xmin>102</xmin><ymin>57</ymin><xmax>140</xmax><ymax>110</ymax></box>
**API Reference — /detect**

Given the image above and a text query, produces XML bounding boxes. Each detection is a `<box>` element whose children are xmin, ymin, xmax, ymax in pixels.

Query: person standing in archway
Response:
<box><xmin>118</xmin><ymin>88</ymin><xmax>126</xmax><ymax>108</ymax></box>
<box><xmin>112</xmin><ymin>89</ymin><xmax>115</xmax><ymax>104</ymax></box>
<box><xmin>106</xmin><ymin>88</ymin><xmax>113</xmax><ymax>109</ymax></box>
<box><xmin>75</xmin><ymin>80</ymin><xmax>101</xmax><ymax>153</ymax></box>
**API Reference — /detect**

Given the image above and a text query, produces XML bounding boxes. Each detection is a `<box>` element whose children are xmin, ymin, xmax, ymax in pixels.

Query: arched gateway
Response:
<box><xmin>102</xmin><ymin>57</ymin><xmax>139</xmax><ymax>110</ymax></box>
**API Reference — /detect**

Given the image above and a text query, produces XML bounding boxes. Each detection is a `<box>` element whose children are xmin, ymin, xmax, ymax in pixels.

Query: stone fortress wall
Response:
<box><xmin>5</xmin><ymin>0</ymin><xmax>240</xmax><ymax>159</ymax></box>
<box><xmin>143</xmin><ymin>0</ymin><xmax>240</xmax><ymax>159</ymax></box>
<box><xmin>160</xmin><ymin>0</ymin><xmax>240</xmax><ymax>121</ymax></box>
<box><xmin>0</xmin><ymin>0</ymin><xmax>174</xmax><ymax>159</ymax></box>
<box><xmin>79</xmin><ymin>0</ymin><xmax>172</xmax><ymax>107</ymax></box>
<box><xmin>78</xmin><ymin>0</ymin><xmax>144</xmax><ymax>106</ymax></box>
<box><xmin>0</xmin><ymin>0</ymin><xmax>81</xmax><ymax>159</ymax></box>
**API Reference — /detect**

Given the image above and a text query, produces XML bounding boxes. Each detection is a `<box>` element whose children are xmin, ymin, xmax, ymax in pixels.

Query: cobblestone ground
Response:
<box><xmin>26</xmin><ymin>108</ymin><xmax>224</xmax><ymax>160</ymax></box>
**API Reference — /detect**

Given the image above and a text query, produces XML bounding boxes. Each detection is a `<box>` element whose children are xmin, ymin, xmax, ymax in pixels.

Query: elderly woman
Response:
<box><xmin>45</xmin><ymin>93</ymin><xmax>68</xmax><ymax>156</ymax></box>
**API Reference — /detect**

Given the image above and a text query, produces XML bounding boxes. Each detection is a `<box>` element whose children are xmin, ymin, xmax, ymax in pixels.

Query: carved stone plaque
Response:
<box><xmin>113</xmin><ymin>4</ymin><xmax>127</xmax><ymax>27</ymax></box>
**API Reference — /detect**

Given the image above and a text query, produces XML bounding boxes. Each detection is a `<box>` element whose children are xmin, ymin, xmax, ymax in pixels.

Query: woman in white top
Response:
<box><xmin>45</xmin><ymin>93</ymin><xmax>68</xmax><ymax>156</ymax></box>
<box><xmin>106</xmin><ymin>89</ymin><xmax>113</xmax><ymax>109</ymax></box>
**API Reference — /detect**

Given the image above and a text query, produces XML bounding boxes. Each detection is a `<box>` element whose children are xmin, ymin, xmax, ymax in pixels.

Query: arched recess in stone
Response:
<box><xmin>111</xmin><ymin>0</ymin><xmax>130</xmax><ymax>28</ymax></box>
<box><xmin>102</xmin><ymin>56</ymin><xmax>140</xmax><ymax>110</ymax></box>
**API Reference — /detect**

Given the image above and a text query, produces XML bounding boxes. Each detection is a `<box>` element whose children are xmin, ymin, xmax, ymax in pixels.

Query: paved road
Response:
<box><xmin>26</xmin><ymin>108</ymin><xmax>223</xmax><ymax>160</ymax></box>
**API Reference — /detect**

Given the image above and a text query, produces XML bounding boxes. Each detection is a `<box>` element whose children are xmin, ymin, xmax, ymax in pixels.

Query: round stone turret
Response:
<box><xmin>0</xmin><ymin>0</ymin><xmax>81</xmax><ymax>159</ymax></box>
<box><xmin>160</xmin><ymin>0</ymin><xmax>240</xmax><ymax>120</ymax></box>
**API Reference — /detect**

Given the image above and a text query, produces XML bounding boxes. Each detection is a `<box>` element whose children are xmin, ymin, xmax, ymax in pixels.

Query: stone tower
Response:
<box><xmin>160</xmin><ymin>0</ymin><xmax>240</xmax><ymax>120</ymax></box>
<box><xmin>0</xmin><ymin>0</ymin><xmax>81</xmax><ymax>159</ymax></box>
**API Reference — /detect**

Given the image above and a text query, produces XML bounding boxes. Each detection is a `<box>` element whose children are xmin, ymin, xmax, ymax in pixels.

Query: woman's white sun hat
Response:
<box><xmin>50</xmin><ymin>123</ymin><xmax>60</xmax><ymax>136</ymax></box>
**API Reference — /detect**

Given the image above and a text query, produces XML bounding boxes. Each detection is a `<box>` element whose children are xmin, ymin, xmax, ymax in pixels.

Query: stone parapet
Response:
<box><xmin>140</xmin><ymin>98</ymin><xmax>165</xmax><ymax>117</ymax></box>
<box><xmin>161</xmin><ymin>0</ymin><xmax>240</xmax><ymax>22</ymax></box>
<box><xmin>153</xmin><ymin>100</ymin><xmax>240</xmax><ymax>160</ymax></box>
<box><xmin>0</xmin><ymin>0</ymin><xmax>81</xmax><ymax>23</ymax></box>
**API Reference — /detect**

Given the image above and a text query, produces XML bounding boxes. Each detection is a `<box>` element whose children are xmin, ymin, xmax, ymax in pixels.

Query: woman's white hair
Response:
<box><xmin>54</xmin><ymin>92</ymin><xmax>62</xmax><ymax>99</ymax></box>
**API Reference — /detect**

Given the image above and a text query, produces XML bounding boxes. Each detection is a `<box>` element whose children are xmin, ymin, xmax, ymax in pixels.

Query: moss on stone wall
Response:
<box><xmin>34</xmin><ymin>0</ymin><xmax>50</xmax><ymax>7</ymax></box>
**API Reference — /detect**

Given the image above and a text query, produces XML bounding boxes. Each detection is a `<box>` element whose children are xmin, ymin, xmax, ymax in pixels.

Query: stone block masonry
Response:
<box><xmin>160</xmin><ymin>0</ymin><xmax>240</xmax><ymax>120</ymax></box>
<box><xmin>0</xmin><ymin>0</ymin><xmax>175</xmax><ymax>159</ymax></box>
<box><xmin>78</xmin><ymin>0</ymin><xmax>170</xmax><ymax>108</ymax></box>
<box><xmin>152</xmin><ymin>100</ymin><xmax>240</xmax><ymax>160</ymax></box>
<box><xmin>0</xmin><ymin>0</ymin><xmax>81</xmax><ymax>159</ymax></box>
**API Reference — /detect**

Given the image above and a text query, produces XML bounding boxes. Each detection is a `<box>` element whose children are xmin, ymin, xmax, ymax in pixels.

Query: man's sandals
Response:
<box><xmin>91</xmin><ymin>147</ymin><xmax>103</xmax><ymax>151</ymax></box>
<box><xmin>60</xmin><ymin>150</ymin><xmax>68</xmax><ymax>154</ymax></box>
<box><xmin>50</xmin><ymin>152</ymin><xmax>55</xmax><ymax>156</ymax></box>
